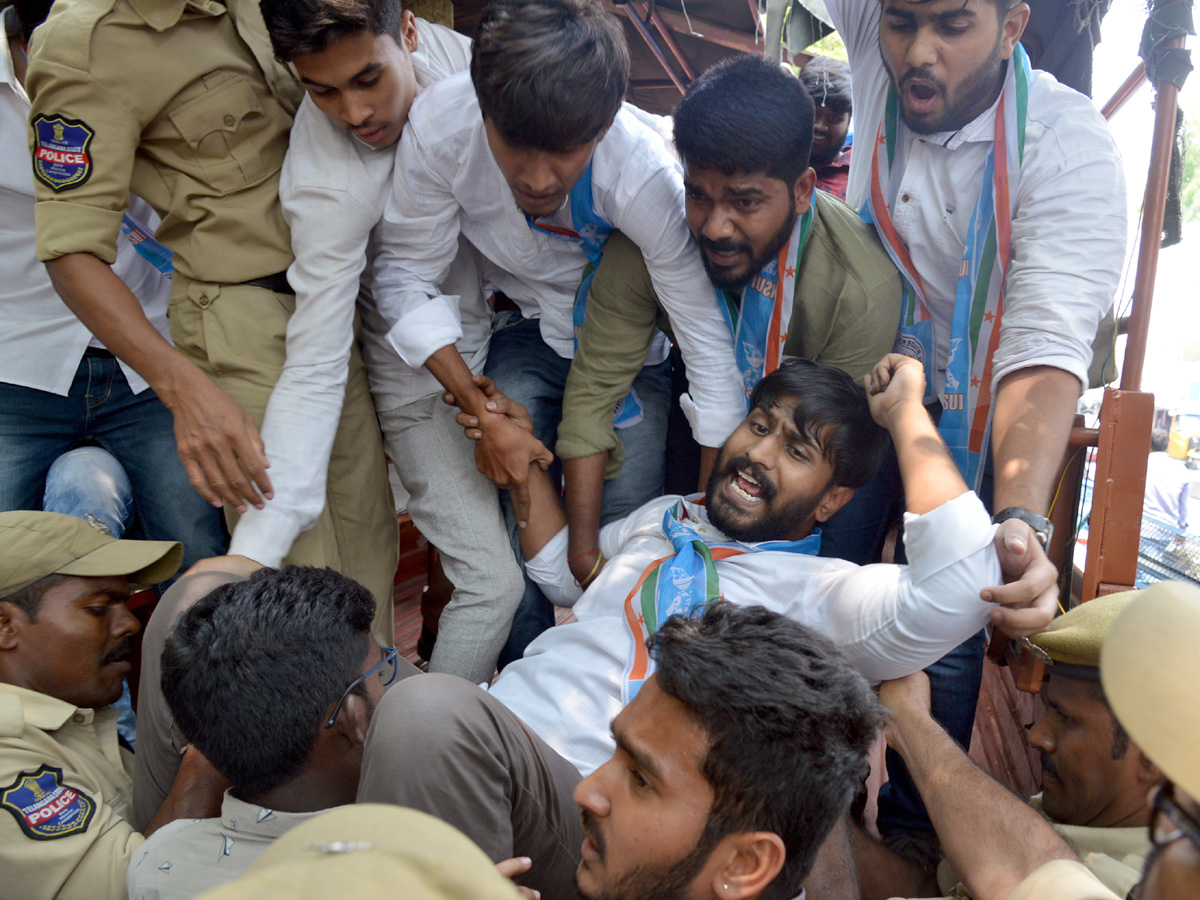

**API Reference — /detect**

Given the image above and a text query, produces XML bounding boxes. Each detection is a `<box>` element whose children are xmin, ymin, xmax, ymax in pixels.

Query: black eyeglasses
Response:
<box><xmin>1150</xmin><ymin>782</ymin><xmax>1200</xmax><ymax>852</ymax></box>
<box><xmin>324</xmin><ymin>646</ymin><xmax>399</xmax><ymax>729</ymax></box>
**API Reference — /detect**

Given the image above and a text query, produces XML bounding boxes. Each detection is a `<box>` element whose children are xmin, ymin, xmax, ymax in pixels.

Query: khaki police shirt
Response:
<box><xmin>0</xmin><ymin>682</ymin><xmax>141</xmax><ymax>900</ymax></box>
<box><xmin>931</xmin><ymin>795</ymin><xmax>1150</xmax><ymax>900</ymax></box>
<box><xmin>26</xmin><ymin>0</ymin><xmax>301</xmax><ymax>283</ymax></box>
<box><xmin>1006</xmin><ymin>860</ymin><xmax>1120</xmax><ymax>900</ymax></box>
<box><xmin>556</xmin><ymin>189</ymin><xmax>903</xmax><ymax>474</ymax></box>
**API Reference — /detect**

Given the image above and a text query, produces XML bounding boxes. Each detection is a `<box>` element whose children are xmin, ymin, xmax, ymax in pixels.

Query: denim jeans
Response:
<box><xmin>43</xmin><ymin>445</ymin><xmax>135</xmax><ymax>538</ymax></box>
<box><xmin>484</xmin><ymin>312</ymin><xmax>672</xmax><ymax>667</ymax></box>
<box><xmin>42</xmin><ymin>444</ymin><xmax>140</xmax><ymax>746</ymax></box>
<box><xmin>0</xmin><ymin>355</ymin><xmax>226</xmax><ymax>572</ymax></box>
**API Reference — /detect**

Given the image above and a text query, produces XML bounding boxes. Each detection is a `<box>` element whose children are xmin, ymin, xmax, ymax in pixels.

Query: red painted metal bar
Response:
<box><xmin>618</xmin><ymin>3</ymin><xmax>687</xmax><ymax>95</ymax></box>
<box><xmin>1121</xmin><ymin>2</ymin><xmax>1188</xmax><ymax>391</ymax></box>
<box><xmin>631</xmin><ymin>1</ymin><xmax>697</xmax><ymax>81</ymax></box>
<box><xmin>1101</xmin><ymin>62</ymin><xmax>1147</xmax><ymax>120</ymax></box>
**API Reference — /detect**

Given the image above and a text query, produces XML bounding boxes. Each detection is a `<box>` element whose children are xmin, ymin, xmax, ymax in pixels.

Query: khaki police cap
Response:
<box><xmin>0</xmin><ymin>511</ymin><xmax>182</xmax><ymax>598</ymax></box>
<box><xmin>1026</xmin><ymin>589</ymin><xmax>1139</xmax><ymax>679</ymax></box>
<box><xmin>193</xmin><ymin>805</ymin><xmax>523</xmax><ymax>900</ymax></box>
<box><xmin>1101</xmin><ymin>581</ymin><xmax>1200</xmax><ymax>801</ymax></box>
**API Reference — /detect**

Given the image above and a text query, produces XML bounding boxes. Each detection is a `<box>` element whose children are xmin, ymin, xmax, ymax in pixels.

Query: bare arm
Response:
<box><xmin>427</xmin><ymin>346</ymin><xmax>553</xmax><ymax>528</ymax></box>
<box><xmin>880</xmin><ymin>673</ymin><xmax>1078</xmax><ymax>900</ymax></box>
<box><xmin>990</xmin><ymin>366</ymin><xmax>1081</xmax><ymax>514</ymax></box>
<box><xmin>562</xmin><ymin>455</ymin><xmax>608</xmax><ymax>584</ymax></box>
<box><xmin>46</xmin><ymin>253</ymin><xmax>272</xmax><ymax>513</ymax></box>
<box><xmin>447</xmin><ymin>376</ymin><xmax>564</xmax><ymax>556</ymax></box>
<box><xmin>866</xmin><ymin>354</ymin><xmax>966</xmax><ymax>515</ymax></box>
<box><xmin>142</xmin><ymin>745</ymin><xmax>229</xmax><ymax>838</ymax></box>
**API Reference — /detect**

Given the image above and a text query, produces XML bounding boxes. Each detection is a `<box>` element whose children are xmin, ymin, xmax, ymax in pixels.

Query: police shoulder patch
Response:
<box><xmin>31</xmin><ymin>114</ymin><xmax>95</xmax><ymax>193</ymax></box>
<box><xmin>0</xmin><ymin>765</ymin><xmax>96</xmax><ymax>840</ymax></box>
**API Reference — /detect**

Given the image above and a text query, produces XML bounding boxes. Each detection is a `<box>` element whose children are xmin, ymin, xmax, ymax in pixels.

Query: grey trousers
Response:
<box><xmin>377</xmin><ymin>395</ymin><xmax>523</xmax><ymax>684</ymax></box>
<box><xmin>357</xmin><ymin>674</ymin><xmax>585</xmax><ymax>900</ymax></box>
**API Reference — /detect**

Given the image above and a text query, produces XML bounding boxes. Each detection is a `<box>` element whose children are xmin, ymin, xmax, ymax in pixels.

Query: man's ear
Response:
<box><xmin>329</xmin><ymin>692</ymin><xmax>373</xmax><ymax>749</ymax></box>
<box><xmin>815</xmin><ymin>485</ymin><xmax>854</xmax><ymax>523</ymax></box>
<box><xmin>1133</xmin><ymin>740</ymin><xmax>1165</xmax><ymax>786</ymax></box>
<box><xmin>401</xmin><ymin>9</ymin><xmax>419</xmax><ymax>53</ymax></box>
<box><xmin>0</xmin><ymin>602</ymin><xmax>23</xmax><ymax>651</ymax></box>
<box><xmin>793</xmin><ymin>167</ymin><xmax>816</xmax><ymax>215</ymax></box>
<box><xmin>1001</xmin><ymin>3</ymin><xmax>1031</xmax><ymax>58</ymax></box>
<box><xmin>706</xmin><ymin>831</ymin><xmax>786</xmax><ymax>900</ymax></box>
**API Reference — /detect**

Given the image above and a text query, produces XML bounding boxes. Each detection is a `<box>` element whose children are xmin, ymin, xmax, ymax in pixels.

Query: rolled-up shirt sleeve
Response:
<box><xmin>371</xmin><ymin>120</ymin><xmax>465</xmax><ymax>369</ymax></box>
<box><xmin>992</xmin><ymin>143</ymin><xmax>1127</xmax><ymax>392</ymax></box>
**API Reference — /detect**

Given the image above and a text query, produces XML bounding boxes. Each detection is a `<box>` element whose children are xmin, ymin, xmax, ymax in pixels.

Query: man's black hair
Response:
<box><xmin>651</xmin><ymin>603</ymin><xmax>885</xmax><ymax>900</ymax></box>
<box><xmin>470</xmin><ymin>0</ymin><xmax>629</xmax><ymax>152</ymax></box>
<box><xmin>674</xmin><ymin>54</ymin><xmax>815</xmax><ymax>185</ymax></box>
<box><xmin>11</xmin><ymin>0</ymin><xmax>54</xmax><ymax>44</ymax></box>
<box><xmin>0</xmin><ymin>573</ymin><xmax>69</xmax><ymax>622</ymax></box>
<box><xmin>798</xmin><ymin>56</ymin><xmax>852</xmax><ymax>116</ymax></box>
<box><xmin>259</xmin><ymin>0</ymin><xmax>406</xmax><ymax>63</ymax></box>
<box><xmin>748</xmin><ymin>358</ymin><xmax>890</xmax><ymax>489</ymax></box>
<box><xmin>1151</xmin><ymin>428</ymin><xmax>1169</xmax><ymax>454</ymax></box>
<box><xmin>160</xmin><ymin>566</ymin><xmax>375</xmax><ymax>797</ymax></box>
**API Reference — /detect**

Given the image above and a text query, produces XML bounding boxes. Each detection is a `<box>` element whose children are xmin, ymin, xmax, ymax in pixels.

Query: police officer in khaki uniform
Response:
<box><xmin>0</xmin><ymin>511</ymin><xmax>225</xmax><ymax>900</ymax></box>
<box><xmin>859</xmin><ymin>590</ymin><xmax>1161</xmax><ymax>900</ymax></box>
<box><xmin>24</xmin><ymin>0</ymin><xmax>397</xmax><ymax>643</ymax></box>
<box><xmin>196</xmin><ymin>805</ymin><xmax>524</xmax><ymax>900</ymax></box>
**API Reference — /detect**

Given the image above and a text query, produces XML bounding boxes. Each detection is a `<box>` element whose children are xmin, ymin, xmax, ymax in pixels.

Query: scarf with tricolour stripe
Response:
<box><xmin>620</xmin><ymin>498</ymin><xmax>821</xmax><ymax>704</ymax></box>
<box><xmin>525</xmin><ymin>161</ymin><xmax>644</xmax><ymax>429</ymax></box>
<box><xmin>861</xmin><ymin>44</ymin><xmax>1031</xmax><ymax>491</ymax></box>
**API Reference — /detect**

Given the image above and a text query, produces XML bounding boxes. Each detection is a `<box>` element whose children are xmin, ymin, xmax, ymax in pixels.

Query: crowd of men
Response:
<box><xmin>3</xmin><ymin>0</ymin><xmax>1196</xmax><ymax>898</ymax></box>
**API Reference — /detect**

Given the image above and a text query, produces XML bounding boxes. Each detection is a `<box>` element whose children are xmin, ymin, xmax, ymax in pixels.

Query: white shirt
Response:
<box><xmin>489</xmin><ymin>491</ymin><xmax>1000</xmax><ymax>775</ymax></box>
<box><xmin>1143</xmin><ymin>452</ymin><xmax>1190</xmax><ymax>529</ymax></box>
<box><xmin>0</xmin><ymin>15</ymin><xmax>170</xmax><ymax>396</ymax></box>
<box><xmin>228</xmin><ymin>19</ymin><xmax>475</xmax><ymax>567</ymax></box>
<box><xmin>371</xmin><ymin>73</ymin><xmax>747</xmax><ymax>447</ymax></box>
<box><xmin>827</xmin><ymin>0</ymin><xmax>1127</xmax><ymax>396</ymax></box>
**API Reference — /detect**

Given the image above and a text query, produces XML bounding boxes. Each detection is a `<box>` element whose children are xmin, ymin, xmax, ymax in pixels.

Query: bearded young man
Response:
<box><xmin>355</xmin><ymin>353</ymin><xmax>1057</xmax><ymax>900</ymax></box>
<box><xmin>556</xmin><ymin>54</ymin><xmax>902</xmax><ymax>577</ymax></box>
<box><xmin>825</xmin><ymin>0</ymin><xmax>1127</xmax><ymax>854</ymax></box>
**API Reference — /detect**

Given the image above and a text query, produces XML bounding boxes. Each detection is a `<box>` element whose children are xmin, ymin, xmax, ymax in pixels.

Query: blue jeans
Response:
<box><xmin>44</xmin><ymin>445</ymin><xmax>135</xmax><ymax>538</ymax></box>
<box><xmin>0</xmin><ymin>354</ymin><xmax>226</xmax><ymax>572</ymax></box>
<box><xmin>485</xmin><ymin>313</ymin><xmax>672</xmax><ymax>667</ymax></box>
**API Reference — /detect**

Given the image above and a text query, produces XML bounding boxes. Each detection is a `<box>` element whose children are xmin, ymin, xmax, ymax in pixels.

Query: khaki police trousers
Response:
<box><xmin>168</xmin><ymin>276</ymin><xmax>398</xmax><ymax>644</ymax></box>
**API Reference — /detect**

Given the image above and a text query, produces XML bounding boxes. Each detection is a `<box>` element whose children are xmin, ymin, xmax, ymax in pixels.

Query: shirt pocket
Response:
<box><xmin>167</xmin><ymin>72</ymin><xmax>287</xmax><ymax>195</ymax></box>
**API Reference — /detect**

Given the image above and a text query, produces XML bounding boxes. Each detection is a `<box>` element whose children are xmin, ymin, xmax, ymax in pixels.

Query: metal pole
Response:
<box><xmin>1101</xmin><ymin>62</ymin><xmax>1147</xmax><ymax>120</ymax></box>
<box><xmin>1120</xmin><ymin>4</ymin><xmax>1188</xmax><ymax>391</ymax></box>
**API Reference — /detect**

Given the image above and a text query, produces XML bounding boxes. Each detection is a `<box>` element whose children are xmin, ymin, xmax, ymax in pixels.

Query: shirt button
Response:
<box><xmin>72</xmin><ymin>714</ymin><xmax>85</xmax><ymax>724</ymax></box>
<box><xmin>901</xmin><ymin>193</ymin><xmax>911</xmax><ymax>203</ymax></box>
<box><xmin>223</xmin><ymin>115</ymin><xmax>235</xmax><ymax>127</ymax></box>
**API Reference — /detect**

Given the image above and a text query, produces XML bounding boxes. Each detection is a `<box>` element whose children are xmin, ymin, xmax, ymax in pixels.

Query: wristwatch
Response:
<box><xmin>992</xmin><ymin>507</ymin><xmax>1053</xmax><ymax>549</ymax></box>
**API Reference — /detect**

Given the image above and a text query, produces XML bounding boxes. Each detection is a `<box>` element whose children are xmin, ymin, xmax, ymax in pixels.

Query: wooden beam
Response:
<box><xmin>638</xmin><ymin>5</ymin><xmax>761</xmax><ymax>55</ymax></box>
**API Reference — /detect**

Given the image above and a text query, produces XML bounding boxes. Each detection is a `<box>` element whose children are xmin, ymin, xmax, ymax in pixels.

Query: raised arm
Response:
<box><xmin>880</xmin><ymin>672</ymin><xmax>1080</xmax><ymax>900</ymax></box>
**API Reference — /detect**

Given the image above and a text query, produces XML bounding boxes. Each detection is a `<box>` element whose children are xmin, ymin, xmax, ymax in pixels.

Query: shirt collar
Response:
<box><xmin>126</xmin><ymin>0</ymin><xmax>224</xmax><ymax>33</ymax></box>
<box><xmin>0</xmin><ymin>682</ymin><xmax>85</xmax><ymax>734</ymax></box>
<box><xmin>221</xmin><ymin>790</ymin><xmax>329</xmax><ymax>838</ymax></box>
